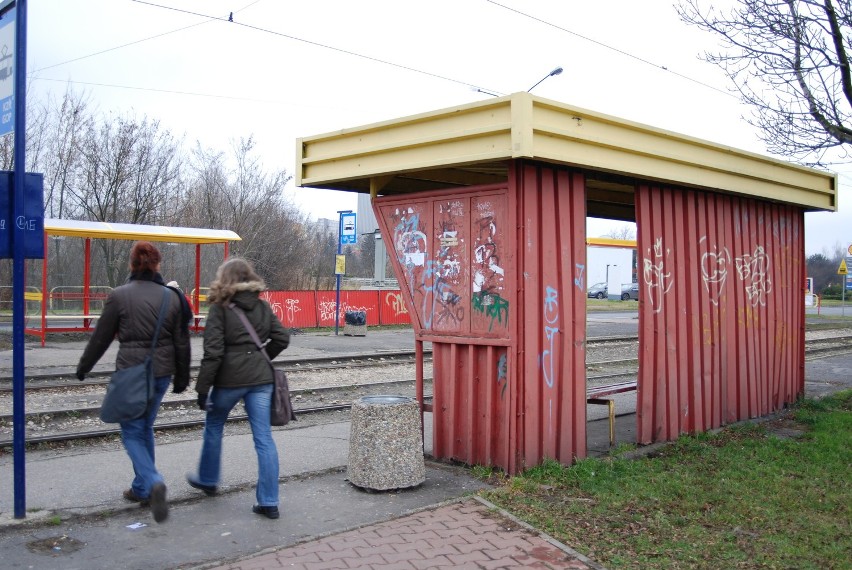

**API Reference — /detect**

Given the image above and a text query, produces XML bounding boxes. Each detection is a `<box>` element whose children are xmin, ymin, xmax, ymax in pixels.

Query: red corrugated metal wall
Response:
<box><xmin>375</xmin><ymin>184</ymin><xmax>517</xmax><ymax>471</ymax></box>
<box><xmin>635</xmin><ymin>184</ymin><xmax>805</xmax><ymax>444</ymax></box>
<box><xmin>514</xmin><ymin>162</ymin><xmax>588</xmax><ymax>470</ymax></box>
<box><xmin>259</xmin><ymin>290</ymin><xmax>412</xmax><ymax>328</ymax></box>
<box><xmin>375</xmin><ymin>163</ymin><xmax>588</xmax><ymax>474</ymax></box>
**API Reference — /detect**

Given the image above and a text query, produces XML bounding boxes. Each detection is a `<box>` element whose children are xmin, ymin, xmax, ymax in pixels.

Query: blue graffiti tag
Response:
<box><xmin>497</xmin><ymin>352</ymin><xmax>508</xmax><ymax>398</ymax></box>
<box><xmin>573</xmin><ymin>263</ymin><xmax>585</xmax><ymax>290</ymax></box>
<box><xmin>540</xmin><ymin>286</ymin><xmax>559</xmax><ymax>388</ymax></box>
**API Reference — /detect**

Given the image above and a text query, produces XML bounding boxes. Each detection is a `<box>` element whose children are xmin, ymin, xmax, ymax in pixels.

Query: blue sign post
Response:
<box><xmin>1</xmin><ymin>0</ymin><xmax>32</xmax><ymax>520</ymax></box>
<box><xmin>335</xmin><ymin>210</ymin><xmax>355</xmax><ymax>335</ymax></box>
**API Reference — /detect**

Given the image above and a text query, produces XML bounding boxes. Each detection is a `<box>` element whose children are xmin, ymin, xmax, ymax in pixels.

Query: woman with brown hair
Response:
<box><xmin>76</xmin><ymin>241</ymin><xmax>191</xmax><ymax>523</ymax></box>
<box><xmin>187</xmin><ymin>257</ymin><xmax>290</xmax><ymax>519</ymax></box>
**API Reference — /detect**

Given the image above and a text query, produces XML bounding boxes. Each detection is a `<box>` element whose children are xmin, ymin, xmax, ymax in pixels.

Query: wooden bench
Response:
<box><xmin>587</xmin><ymin>381</ymin><xmax>638</xmax><ymax>446</ymax></box>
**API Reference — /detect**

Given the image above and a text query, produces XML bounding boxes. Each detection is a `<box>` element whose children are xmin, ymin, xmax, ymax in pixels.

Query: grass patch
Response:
<box><xmin>587</xmin><ymin>299</ymin><xmax>639</xmax><ymax>312</ymax></box>
<box><xmin>482</xmin><ymin>391</ymin><xmax>852</xmax><ymax>569</ymax></box>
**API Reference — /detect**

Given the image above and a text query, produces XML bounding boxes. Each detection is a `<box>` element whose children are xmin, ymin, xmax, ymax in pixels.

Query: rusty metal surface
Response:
<box><xmin>374</xmin><ymin>184</ymin><xmax>519</xmax><ymax>472</ymax></box>
<box><xmin>514</xmin><ymin>162</ymin><xmax>588</xmax><ymax>471</ymax></box>
<box><xmin>375</xmin><ymin>185</ymin><xmax>512</xmax><ymax>339</ymax></box>
<box><xmin>374</xmin><ymin>163</ymin><xmax>589</xmax><ymax>474</ymax></box>
<box><xmin>635</xmin><ymin>184</ymin><xmax>805</xmax><ymax>444</ymax></box>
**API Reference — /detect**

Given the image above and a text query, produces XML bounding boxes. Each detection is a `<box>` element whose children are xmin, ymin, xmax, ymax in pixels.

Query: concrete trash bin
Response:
<box><xmin>347</xmin><ymin>395</ymin><xmax>425</xmax><ymax>491</ymax></box>
<box><xmin>343</xmin><ymin>310</ymin><xmax>367</xmax><ymax>336</ymax></box>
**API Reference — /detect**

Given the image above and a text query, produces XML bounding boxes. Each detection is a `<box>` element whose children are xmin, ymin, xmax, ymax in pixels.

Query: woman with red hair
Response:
<box><xmin>76</xmin><ymin>241</ymin><xmax>191</xmax><ymax>523</ymax></box>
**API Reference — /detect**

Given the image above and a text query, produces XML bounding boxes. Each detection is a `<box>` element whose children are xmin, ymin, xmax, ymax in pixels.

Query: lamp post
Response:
<box><xmin>527</xmin><ymin>67</ymin><xmax>563</xmax><ymax>92</ymax></box>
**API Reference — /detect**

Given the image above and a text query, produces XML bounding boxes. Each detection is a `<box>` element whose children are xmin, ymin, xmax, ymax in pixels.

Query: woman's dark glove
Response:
<box><xmin>172</xmin><ymin>377</ymin><xmax>189</xmax><ymax>394</ymax></box>
<box><xmin>197</xmin><ymin>393</ymin><xmax>208</xmax><ymax>411</ymax></box>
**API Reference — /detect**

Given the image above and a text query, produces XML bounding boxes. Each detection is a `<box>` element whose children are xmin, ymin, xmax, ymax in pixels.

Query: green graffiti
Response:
<box><xmin>472</xmin><ymin>291</ymin><xmax>509</xmax><ymax>332</ymax></box>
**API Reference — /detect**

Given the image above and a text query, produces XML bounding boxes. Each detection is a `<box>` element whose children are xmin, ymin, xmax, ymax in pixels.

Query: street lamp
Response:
<box><xmin>527</xmin><ymin>67</ymin><xmax>563</xmax><ymax>92</ymax></box>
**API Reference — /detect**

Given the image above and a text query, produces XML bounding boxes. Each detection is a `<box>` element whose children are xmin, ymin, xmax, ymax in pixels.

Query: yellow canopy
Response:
<box><xmin>44</xmin><ymin>219</ymin><xmax>241</xmax><ymax>244</ymax></box>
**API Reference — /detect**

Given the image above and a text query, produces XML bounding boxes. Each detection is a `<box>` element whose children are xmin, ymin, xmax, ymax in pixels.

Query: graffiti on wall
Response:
<box><xmin>735</xmin><ymin>246</ymin><xmax>773</xmax><ymax>307</ymax></box>
<box><xmin>699</xmin><ymin>239</ymin><xmax>773</xmax><ymax>307</ymax></box>
<box><xmin>385</xmin><ymin>291</ymin><xmax>408</xmax><ymax>317</ymax></box>
<box><xmin>642</xmin><ymin>237</ymin><xmax>673</xmax><ymax>313</ymax></box>
<box><xmin>428</xmin><ymin>201</ymin><xmax>466</xmax><ymax>328</ymax></box>
<box><xmin>317</xmin><ymin>300</ymin><xmax>369</xmax><ymax>323</ymax></box>
<box><xmin>284</xmin><ymin>298</ymin><xmax>302</xmax><ymax>322</ymax></box>
<box><xmin>392</xmin><ymin>208</ymin><xmax>428</xmax><ymax>270</ymax></box>
<box><xmin>573</xmin><ymin>263</ymin><xmax>585</xmax><ymax>291</ymax></box>
<box><xmin>539</xmin><ymin>286</ymin><xmax>560</xmax><ymax>388</ymax></box>
<box><xmin>699</xmin><ymin>237</ymin><xmax>731</xmax><ymax>306</ymax></box>
<box><xmin>471</xmin><ymin>202</ymin><xmax>509</xmax><ymax>331</ymax></box>
<box><xmin>497</xmin><ymin>352</ymin><xmax>508</xmax><ymax>398</ymax></box>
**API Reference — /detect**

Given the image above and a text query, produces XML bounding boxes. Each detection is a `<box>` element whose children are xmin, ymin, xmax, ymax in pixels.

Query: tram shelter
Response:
<box><xmin>25</xmin><ymin>219</ymin><xmax>241</xmax><ymax>345</ymax></box>
<box><xmin>297</xmin><ymin>92</ymin><xmax>837</xmax><ymax>475</ymax></box>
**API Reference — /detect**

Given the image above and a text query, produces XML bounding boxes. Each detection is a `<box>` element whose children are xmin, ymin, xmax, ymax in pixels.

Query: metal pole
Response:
<box><xmin>12</xmin><ymin>0</ymin><xmax>27</xmax><ymax>519</ymax></box>
<box><xmin>335</xmin><ymin>212</ymin><xmax>343</xmax><ymax>336</ymax></box>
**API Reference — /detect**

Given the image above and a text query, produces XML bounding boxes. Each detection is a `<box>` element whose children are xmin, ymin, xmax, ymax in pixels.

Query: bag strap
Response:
<box><xmin>148</xmin><ymin>288</ymin><xmax>171</xmax><ymax>356</ymax></box>
<box><xmin>228</xmin><ymin>303</ymin><xmax>274</xmax><ymax>367</ymax></box>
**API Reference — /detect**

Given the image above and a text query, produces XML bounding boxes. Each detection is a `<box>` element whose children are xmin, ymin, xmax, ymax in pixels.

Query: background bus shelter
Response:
<box><xmin>26</xmin><ymin>219</ymin><xmax>241</xmax><ymax>345</ymax></box>
<box><xmin>297</xmin><ymin>92</ymin><xmax>837</xmax><ymax>475</ymax></box>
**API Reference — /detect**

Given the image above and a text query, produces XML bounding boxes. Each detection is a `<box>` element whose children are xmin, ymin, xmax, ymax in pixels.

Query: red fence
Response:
<box><xmin>259</xmin><ymin>290</ymin><xmax>411</xmax><ymax>328</ymax></box>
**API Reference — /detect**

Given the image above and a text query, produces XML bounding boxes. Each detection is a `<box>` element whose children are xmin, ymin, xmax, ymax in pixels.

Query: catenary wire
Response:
<box><xmin>130</xmin><ymin>0</ymin><xmax>506</xmax><ymax>96</ymax></box>
<box><xmin>484</xmin><ymin>0</ymin><xmax>735</xmax><ymax>99</ymax></box>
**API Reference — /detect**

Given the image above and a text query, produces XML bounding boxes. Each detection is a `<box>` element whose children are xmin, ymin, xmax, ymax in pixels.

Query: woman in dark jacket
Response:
<box><xmin>187</xmin><ymin>257</ymin><xmax>290</xmax><ymax>519</ymax></box>
<box><xmin>76</xmin><ymin>241</ymin><xmax>191</xmax><ymax>523</ymax></box>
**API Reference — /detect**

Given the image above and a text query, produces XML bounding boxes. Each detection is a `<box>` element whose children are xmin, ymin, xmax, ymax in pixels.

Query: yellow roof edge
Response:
<box><xmin>44</xmin><ymin>219</ymin><xmax>242</xmax><ymax>243</ymax></box>
<box><xmin>587</xmin><ymin>237</ymin><xmax>637</xmax><ymax>248</ymax></box>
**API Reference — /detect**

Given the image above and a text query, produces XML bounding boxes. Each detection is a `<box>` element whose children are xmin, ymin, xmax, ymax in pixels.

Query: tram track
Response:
<box><xmin>1</xmin><ymin>332</ymin><xmax>850</xmax><ymax>449</ymax></box>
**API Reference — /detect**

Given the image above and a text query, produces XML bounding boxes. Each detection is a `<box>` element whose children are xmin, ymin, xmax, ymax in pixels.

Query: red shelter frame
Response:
<box><xmin>26</xmin><ymin>219</ymin><xmax>241</xmax><ymax>346</ymax></box>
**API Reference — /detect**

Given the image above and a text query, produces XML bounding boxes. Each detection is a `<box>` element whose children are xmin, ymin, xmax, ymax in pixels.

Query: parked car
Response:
<box><xmin>621</xmin><ymin>282</ymin><xmax>639</xmax><ymax>300</ymax></box>
<box><xmin>587</xmin><ymin>282</ymin><xmax>608</xmax><ymax>299</ymax></box>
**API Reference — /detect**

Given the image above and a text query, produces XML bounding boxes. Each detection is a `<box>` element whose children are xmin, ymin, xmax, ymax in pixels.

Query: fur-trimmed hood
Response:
<box><xmin>229</xmin><ymin>282</ymin><xmax>266</xmax><ymax>312</ymax></box>
<box><xmin>233</xmin><ymin>280</ymin><xmax>266</xmax><ymax>293</ymax></box>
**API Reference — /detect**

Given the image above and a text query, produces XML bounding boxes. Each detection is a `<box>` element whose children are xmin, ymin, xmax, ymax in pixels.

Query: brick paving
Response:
<box><xmin>210</xmin><ymin>499</ymin><xmax>603</xmax><ymax>570</ymax></box>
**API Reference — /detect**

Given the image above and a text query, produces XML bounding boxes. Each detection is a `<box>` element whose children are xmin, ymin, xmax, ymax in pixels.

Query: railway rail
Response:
<box><xmin>1</xmin><ymin>332</ymin><xmax>850</xmax><ymax>449</ymax></box>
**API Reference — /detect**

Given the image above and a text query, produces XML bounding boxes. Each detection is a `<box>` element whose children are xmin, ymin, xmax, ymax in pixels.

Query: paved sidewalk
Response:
<box><xmin>208</xmin><ymin>497</ymin><xmax>603</xmax><ymax>570</ymax></box>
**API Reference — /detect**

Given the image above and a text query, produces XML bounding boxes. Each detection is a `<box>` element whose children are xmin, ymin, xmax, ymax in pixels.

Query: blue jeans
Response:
<box><xmin>196</xmin><ymin>383</ymin><xmax>279</xmax><ymax>506</ymax></box>
<box><xmin>121</xmin><ymin>375</ymin><xmax>171</xmax><ymax>498</ymax></box>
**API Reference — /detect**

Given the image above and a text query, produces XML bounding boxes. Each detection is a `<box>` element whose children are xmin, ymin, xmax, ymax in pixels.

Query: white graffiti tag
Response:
<box><xmin>699</xmin><ymin>237</ymin><xmax>731</xmax><ymax>305</ymax></box>
<box><xmin>642</xmin><ymin>237</ymin><xmax>673</xmax><ymax>314</ymax></box>
<box><xmin>393</xmin><ymin>207</ymin><xmax>427</xmax><ymax>268</ymax></box>
<box><xmin>285</xmin><ymin>298</ymin><xmax>301</xmax><ymax>322</ymax></box>
<box><xmin>735</xmin><ymin>246</ymin><xmax>773</xmax><ymax>307</ymax></box>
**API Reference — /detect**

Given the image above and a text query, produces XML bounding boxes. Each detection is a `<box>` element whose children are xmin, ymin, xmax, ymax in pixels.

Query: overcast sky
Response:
<box><xmin>22</xmin><ymin>0</ymin><xmax>852</xmax><ymax>256</ymax></box>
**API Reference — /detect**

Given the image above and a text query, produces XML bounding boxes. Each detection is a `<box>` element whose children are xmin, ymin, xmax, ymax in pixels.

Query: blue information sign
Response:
<box><xmin>0</xmin><ymin>7</ymin><xmax>14</xmax><ymax>138</ymax></box>
<box><xmin>0</xmin><ymin>170</ymin><xmax>44</xmax><ymax>258</ymax></box>
<box><xmin>340</xmin><ymin>212</ymin><xmax>357</xmax><ymax>245</ymax></box>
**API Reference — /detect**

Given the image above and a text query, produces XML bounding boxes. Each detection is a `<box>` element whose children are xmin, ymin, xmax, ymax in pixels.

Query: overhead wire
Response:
<box><xmin>484</xmin><ymin>0</ymin><xmax>736</xmax><ymax>99</ymax></box>
<box><xmin>35</xmin><ymin>0</ymin><xmax>734</xmax><ymax>103</ymax></box>
<box><xmin>129</xmin><ymin>0</ymin><xmax>506</xmax><ymax>96</ymax></box>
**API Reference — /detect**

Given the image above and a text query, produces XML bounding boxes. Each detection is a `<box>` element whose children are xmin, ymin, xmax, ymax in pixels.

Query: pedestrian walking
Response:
<box><xmin>186</xmin><ymin>257</ymin><xmax>290</xmax><ymax>519</ymax></box>
<box><xmin>76</xmin><ymin>241</ymin><xmax>191</xmax><ymax>523</ymax></box>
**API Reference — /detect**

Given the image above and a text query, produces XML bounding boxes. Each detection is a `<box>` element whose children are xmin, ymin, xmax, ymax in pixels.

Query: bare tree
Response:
<box><xmin>602</xmin><ymin>223</ymin><xmax>637</xmax><ymax>240</ymax></box>
<box><xmin>181</xmin><ymin>137</ymin><xmax>314</xmax><ymax>289</ymax></box>
<box><xmin>71</xmin><ymin>113</ymin><xmax>183</xmax><ymax>285</ymax></box>
<box><xmin>677</xmin><ymin>0</ymin><xmax>852</xmax><ymax>165</ymax></box>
